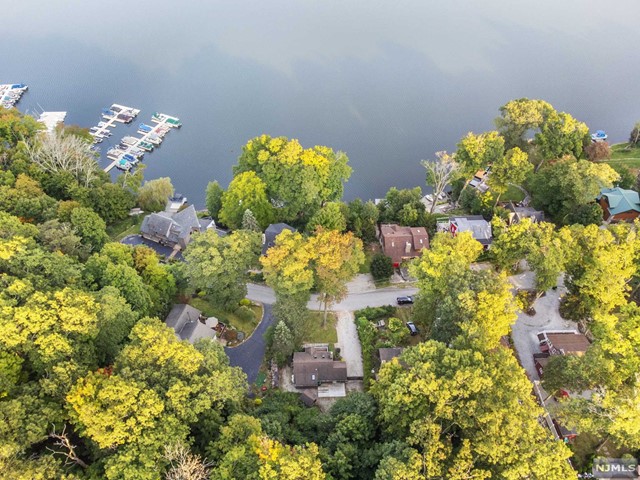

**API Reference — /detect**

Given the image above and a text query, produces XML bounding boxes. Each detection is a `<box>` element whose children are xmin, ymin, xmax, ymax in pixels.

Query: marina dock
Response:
<box><xmin>1</xmin><ymin>84</ymin><xmax>28</xmax><ymax>109</ymax></box>
<box><xmin>89</xmin><ymin>104</ymin><xmax>140</xmax><ymax>144</ymax></box>
<box><xmin>103</xmin><ymin>112</ymin><xmax>181</xmax><ymax>173</ymax></box>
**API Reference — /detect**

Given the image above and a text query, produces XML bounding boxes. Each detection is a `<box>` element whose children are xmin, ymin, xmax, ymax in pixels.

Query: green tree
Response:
<box><xmin>37</xmin><ymin>219</ymin><xmax>86</xmax><ymax>259</ymax></box>
<box><xmin>70</xmin><ymin>206</ymin><xmax>108</xmax><ymax>252</ymax></box>
<box><xmin>371</xmin><ymin>342</ymin><xmax>575</xmax><ymax>478</ymax></box>
<box><xmin>564</xmin><ymin>223</ymin><xmax>639</xmax><ymax>322</ymax></box>
<box><xmin>305</xmin><ymin>202</ymin><xmax>347</xmax><ymax>233</ymax></box>
<box><xmin>219</xmin><ymin>171</ymin><xmax>274</xmax><ymax>230</ymax></box>
<box><xmin>309</xmin><ymin>229</ymin><xmax>365</xmax><ymax>326</ymax></box>
<box><xmin>529</xmin><ymin>156</ymin><xmax>618</xmax><ymax>223</ymax></box>
<box><xmin>370</xmin><ymin>253</ymin><xmax>394</xmax><ymax>281</ymax></box>
<box><xmin>89</xmin><ymin>183</ymin><xmax>136</xmax><ymax>224</ymax></box>
<box><xmin>535</xmin><ymin>110</ymin><xmax>590</xmax><ymax>161</ymax></box>
<box><xmin>242</xmin><ymin>209</ymin><xmax>261</xmax><ymax>232</ymax></box>
<box><xmin>455</xmin><ymin>131</ymin><xmax>504</xmax><ymax>186</ymax></box>
<box><xmin>205</xmin><ymin>180</ymin><xmax>224</xmax><ymax>221</ymax></box>
<box><xmin>629</xmin><ymin>121</ymin><xmax>640</xmax><ymax>146</ymax></box>
<box><xmin>181</xmin><ymin>229</ymin><xmax>261</xmax><ymax>310</ymax></box>
<box><xmin>377</xmin><ymin>187</ymin><xmax>425</xmax><ymax>225</ymax></box>
<box><xmin>137</xmin><ymin>177</ymin><xmax>174</xmax><ymax>212</ymax></box>
<box><xmin>487</xmin><ymin>146</ymin><xmax>532</xmax><ymax>204</ymax></box>
<box><xmin>346</xmin><ymin>199</ymin><xmax>379</xmax><ymax>242</ymax></box>
<box><xmin>495</xmin><ymin>98</ymin><xmax>554</xmax><ymax>151</ymax></box>
<box><xmin>270</xmin><ymin>321</ymin><xmax>296</xmax><ymax>366</ymax></box>
<box><xmin>233</xmin><ymin>135</ymin><xmax>352</xmax><ymax>225</ymax></box>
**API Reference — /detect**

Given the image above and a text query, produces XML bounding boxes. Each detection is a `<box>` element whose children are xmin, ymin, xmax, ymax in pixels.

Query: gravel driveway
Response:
<box><xmin>335</xmin><ymin>311</ymin><xmax>363</xmax><ymax>378</ymax></box>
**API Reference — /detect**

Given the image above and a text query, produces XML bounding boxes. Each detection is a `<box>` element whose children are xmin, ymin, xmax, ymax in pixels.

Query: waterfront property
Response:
<box><xmin>140</xmin><ymin>204</ymin><xmax>210</xmax><ymax>250</ymax></box>
<box><xmin>597</xmin><ymin>187</ymin><xmax>640</xmax><ymax>223</ymax></box>
<box><xmin>437</xmin><ymin>216</ymin><xmax>493</xmax><ymax>248</ymax></box>
<box><xmin>379</xmin><ymin>224</ymin><xmax>429</xmax><ymax>267</ymax></box>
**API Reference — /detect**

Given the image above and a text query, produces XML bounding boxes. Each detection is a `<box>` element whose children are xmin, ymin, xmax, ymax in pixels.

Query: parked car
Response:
<box><xmin>406</xmin><ymin>321</ymin><xmax>419</xmax><ymax>336</ymax></box>
<box><xmin>397</xmin><ymin>296</ymin><xmax>414</xmax><ymax>305</ymax></box>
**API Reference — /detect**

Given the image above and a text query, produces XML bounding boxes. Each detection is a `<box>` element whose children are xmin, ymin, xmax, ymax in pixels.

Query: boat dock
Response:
<box><xmin>1</xmin><ymin>84</ymin><xmax>28</xmax><ymax>109</ymax></box>
<box><xmin>103</xmin><ymin>112</ymin><xmax>181</xmax><ymax>172</ymax></box>
<box><xmin>89</xmin><ymin>104</ymin><xmax>140</xmax><ymax>144</ymax></box>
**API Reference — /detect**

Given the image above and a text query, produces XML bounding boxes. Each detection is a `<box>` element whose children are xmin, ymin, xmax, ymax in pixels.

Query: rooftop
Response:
<box><xmin>597</xmin><ymin>187</ymin><xmax>640</xmax><ymax>215</ymax></box>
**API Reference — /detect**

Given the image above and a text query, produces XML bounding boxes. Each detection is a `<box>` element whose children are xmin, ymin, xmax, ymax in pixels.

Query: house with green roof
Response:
<box><xmin>597</xmin><ymin>187</ymin><xmax>640</xmax><ymax>223</ymax></box>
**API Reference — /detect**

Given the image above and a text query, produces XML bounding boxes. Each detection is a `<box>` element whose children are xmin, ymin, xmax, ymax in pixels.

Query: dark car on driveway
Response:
<box><xmin>406</xmin><ymin>321</ymin><xmax>419</xmax><ymax>336</ymax></box>
<box><xmin>397</xmin><ymin>296</ymin><xmax>414</xmax><ymax>305</ymax></box>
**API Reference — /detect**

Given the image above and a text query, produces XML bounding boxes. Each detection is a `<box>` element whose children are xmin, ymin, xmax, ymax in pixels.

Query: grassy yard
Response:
<box><xmin>189</xmin><ymin>296</ymin><xmax>263</xmax><ymax>338</ymax></box>
<box><xmin>606</xmin><ymin>143</ymin><xmax>640</xmax><ymax>170</ymax></box>
<box><xmin>302</xmin><ymin>311</ymin><xmax>338</xmax><ymax>344</ymax></box>
<box><xmin>500</xmin><ymin>184</ymin><xmax>526</xmax><ymax>203</ymax></box>
<box><xmin>107</xmin><ymin>214</ymin><xmax>144</xmax><ymax>241</ymax></box>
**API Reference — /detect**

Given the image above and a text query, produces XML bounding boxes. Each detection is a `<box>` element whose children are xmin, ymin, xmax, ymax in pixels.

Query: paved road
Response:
<box><xmin>247</xmin><ymin>283</ymin><xmax>418</xmax><ymax>311</ymax></box>
<box><xmin>224</xmin><ymin>304</ymin><xmax>274</xmax><ymax>385</ymax></box>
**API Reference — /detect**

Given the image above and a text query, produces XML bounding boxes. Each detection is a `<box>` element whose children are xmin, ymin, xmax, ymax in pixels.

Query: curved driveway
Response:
<box><xmin>224</xmin><ymin>304</ymin><xmax>274</xmax><ymax>385</ymax></box>
<box><xmin>228</xmin><ymin>284</ymin><xmax>417</xmax><ymax>385</ymax></box>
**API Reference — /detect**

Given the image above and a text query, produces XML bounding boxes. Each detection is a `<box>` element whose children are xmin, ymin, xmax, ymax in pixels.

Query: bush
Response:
<box><xmin>354</xmin><ymin>305</ymin><xmax>395</xmax><ymax>322</ymax></box>
<box><xmin>235</xmin><ymin>305</ymin><xmax>256</xmax><ymax>323</ymax></box>
<box><xmin>370</xmin><ymin>253</ymin><xmax>394</xmax><ymax>281</ymax></box>
<box><xmin>585</xmin><ymin>141</ymin><xmax>611</xmax><ymax>162</ymax></box>
<box><xmin>355</xmin><ymin>316</ymin><xmax>377</xmax><ymax>388</ymax></box>
<box><xmin>239</xmin><ymin>298</ymin><xmax>252</xmax><ymax>307</ymax></box>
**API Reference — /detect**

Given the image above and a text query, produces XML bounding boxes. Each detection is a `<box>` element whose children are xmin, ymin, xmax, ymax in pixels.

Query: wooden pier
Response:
<box><xmin>103</xmin><ymin>113</ymin><xmax>181</xmax><ymax>173</ymax></box>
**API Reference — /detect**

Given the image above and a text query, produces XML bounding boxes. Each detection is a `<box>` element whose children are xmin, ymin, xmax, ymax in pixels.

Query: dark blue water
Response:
<box><xmin>3</xmin><ymin>1</ymin><xmax>639</xmax><ymax>206</ymax></box>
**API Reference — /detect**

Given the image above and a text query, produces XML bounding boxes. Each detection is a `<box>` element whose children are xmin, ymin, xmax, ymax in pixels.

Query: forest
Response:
<box><xmin>1</xmin><ymin>100</ymin><xmax>640</xmax><ymax>479</ymax></box>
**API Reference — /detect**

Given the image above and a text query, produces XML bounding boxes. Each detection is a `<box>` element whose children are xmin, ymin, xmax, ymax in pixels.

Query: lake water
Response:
<box><xmin>3</xmin><ymin>1</ymin><xmax>640</xmax><ymax>206</ymax></box>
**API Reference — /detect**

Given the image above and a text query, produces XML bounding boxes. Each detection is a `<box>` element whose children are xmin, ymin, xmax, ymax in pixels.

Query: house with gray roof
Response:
<box><xmin>262</xmin><ymin>223</ymin><xmax>296</xmax><ymax>255</ymax></box>
<box><xmin>505</xmin><ymin>202</ymin><xmax>544</xmax><ymax>226</ymax></box>
<box><xmin>140</xmin><ymin>204</ymin><xmax>205</xmax><ymax>249</ymax></box>
<box><xmin>437</xmin><ymin>215</ymin><xmax>493</xmax><ymax>248</ymax></box>
<box><xmin>597</xmin><ymin>187</ymin><xmax>640</xmax><ymax>223</ymax></box>
<box><xmin>165</xmin><ymin>304</ymin><xmax>218</xmax><ymax>343</ymax></box>
<box><xmin>292</xmin><ymin>346</ymin><xmax>347</xmax><ymax>388</ymax></box>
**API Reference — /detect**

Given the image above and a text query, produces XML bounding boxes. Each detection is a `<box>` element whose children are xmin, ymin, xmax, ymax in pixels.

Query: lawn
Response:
<box><xmin>189</xmin><ymin>296</ymin><xmax>263</xmax><ymax>338</ymax></box>
<box><xmin>606</xmin><ymin>143</ymin><xmax>640</xmax><ymax>170</ymax></box>
<box><xmin>302</xmin><ymin>311</ymin><xmax>338</xmax><ymax>344</ymax></box>
<box><xmin>107</xmin><ymin>214</ymin><xmax>144</xmax><ymax>241</ymax></box>
<box><xmin>500</xmin><ymin>184</ymin><xmax>526</xmax><ymax>203</ymax></box>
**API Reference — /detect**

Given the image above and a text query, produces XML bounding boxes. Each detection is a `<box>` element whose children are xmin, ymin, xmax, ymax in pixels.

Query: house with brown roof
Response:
<box><xmin>379</xmin><ymin>224</ymin><xmax>429</xmax><ymax>267</ymax></box>
<box><xmin>534</xmin><ymin>331</ymin><xmax>590</xmax><ymax>377</ymax></box>
<box><xmin>292</xmin><ymin>346</ymin><xmax>347</xmax><ymax>388</ymax></box>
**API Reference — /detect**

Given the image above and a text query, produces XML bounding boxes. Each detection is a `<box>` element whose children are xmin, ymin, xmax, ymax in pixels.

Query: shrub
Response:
<box><xmin>355</xmin><ymin>316</ymin><xmax>377</xmax><ymax>388</ymax></box>
<box><xmin>370</xmin><ymin>253</ymin><xmax>394</xmax><ymax>281</ymax></box>
<box><xmin>354</xmin><ymin>305</ymin><xmax>395</xmax><ymax>322</ymax></box>
<box><xmin>235</xmin><ymin>305</ymin><xmax>255</xmax><ymax>323</ymax></box>
<box><xmin>239</xmin><ymin>298</ymin><xmax>252</xmax><ymax>307</ymax></box>
<box><xmin>585</xmin><ymin>141</ymin><xmax>611</xmax><ymax>162</ymax></box>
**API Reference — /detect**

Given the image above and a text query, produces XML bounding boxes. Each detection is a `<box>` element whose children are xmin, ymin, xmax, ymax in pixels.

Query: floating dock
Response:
<box><xmin>103</xmin><ymin>113</ymin><xmax>181</xmax><ymax>172</ymax></box>
<box><xmin>89</xmin><ymin>104</ymin><xmax>140</xmax><ymax>144</ymax></box>
<box><xmin>1</xmin><ymin>84</ymin><xmax>28</xmax><ymax>109</ymax></box>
